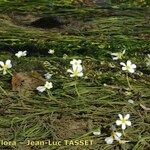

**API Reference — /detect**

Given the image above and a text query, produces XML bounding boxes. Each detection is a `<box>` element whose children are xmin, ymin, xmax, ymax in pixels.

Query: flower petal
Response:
<box><xmin>0</xmin><ymin>61</ymin><xmax>4</xmax><ymax>67</ymax></box>
<box><xmin>128</xmin><ymin>99</ymin><xmax>134</xmax><ymax>104</ymax></box>
<box><xmin>122</xmin><ymin>66</ymin><xmax>127</xmax><ymax>71</ymax></box>
<box><xmin>23</xmin><ymin>51</ymin><xmax>27</xmax><ymax>56</ymax></box>
<box><xmin>48</xmin><ymin>49</ymin><xmax>54</xmax><ymax>54</ymax></box>
<box><xmin>128</xmin><ymin>68</ymin><xmax>135</xmax><ymax>73</ymax></box>
<box><xmin>127</xmin><ymin>60</ymin><xmax>132</xmax><ymax>66</ymax></box>
<box><xmin>112</xmin><ymin>57</ymin><xmax>118</xmax><ymax>60</ymax></box>
<box><xmin>131</xmin><ymin>64</ymin><xmax>136</xmax><ymax>69</ymax></box>
<box><xmin>70</xmin><ymin>74</ymin><xmax>74</xmax><ymax>77</ymax></box>
<box><xmin>105</xmin><ymin>137</ymin><xmax>114</xmax><ymax>144</ymax></box>
<box><xmin>3</xmin><ymin>70</ymin><xmax>7</xmax><ymax>75</ymax></box>
<box><xmin>6</xmin><ymin>60</ymin><xmax>12</xmax><ymax>68</ymax></box>
<box><xmin>122</xmin><ymin>50</ymin><xmax>126</xmax><ymax>54</ymax></box>
<box><xmin>67</xmin><ymin>69</ymin><xmax>73</xmax><ymax>73</ymax></box>
<box><xmin>44</xmin><ymin>81</ymin><xmax>53</xmax><ymax>89</ymax></box>
<box><xmin>37</xmin><ymin>86</ymin><xmax>46</xmax><ymax>92</ymax></box>
<box><xmin>115</xmin><ymin>132</ymin><xmax>122</xmax><ymax>138</ymax></box>
<box><xmin>15</xmin><ymin>53</ymin><xmax>21</xmax><ymax>58</ymax></box>
<box><xmin>114</xmin><ymin>132</ymin><xmax>122</xmax><ymax>141</ymax></box>
<box><xmin>73</xmin><ymin>65</ymin><xmax>82</xmax><ymax>72</ymax></box>
<box><xmin>70</xmin><ymin>59</ymin><xmax>75</xmax><ymax>65</ymax></box>
<box><xmin>116</xmin><ymin>120</ymin><xmax>122</xmax><ymax>126</ymax></box>
<box><xmin>44</xmin><ymin>73</ymin><xmax>52</xmax><ymax>79</ymax></box>
<box><xmin>122</xmin><ymin>123</ymin><xmax>126</xmax><ymax>130</ymax></box>
<box><xmin>124</xmin><ymin>114</ymin><xmax>130</xmax><ymax>120</ymax></box>
<box><xmin>118</xmin><ymin>114</ymin><xmax>123</xmax><ymax>119</ymax></box>
<box><xmin>78</xmin><ymin>72</ymin><xmax>83</xmax><ymax>77</ymax></box>
<box><xmin>78</xmin><ymin>60</ymin><xmax>82</xmax><ymax>64</ymax></box>
<box><xmin>93</xmin><ymin>131</ymin><xmax>101</xmax><ymax>136</ymax></box>
<box><xmin>111</xmin><ymin>53</ymin><xmax>117</xmax><ymax>56</ymax></box>
<box><xmin>125</xmin><ymin>121</ymin><xmax>131</xmax><ymax>126</ymax></box>
<box><xmin>120</xmin><ymin>62</ymin><xmax>125</xmax><ymax>66</ymax></box>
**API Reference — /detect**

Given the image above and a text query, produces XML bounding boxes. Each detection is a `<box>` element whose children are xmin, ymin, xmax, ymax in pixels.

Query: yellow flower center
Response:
<box><xmin>126</xmin><ymin>65</ymin><xmax>131</xmax><ymax>70</ymax></box>
<box><xmin>73</xmin><ymin>70</ymin><xmax>78</xmax><ymax>76</ymax></box>
<box><xmin>3</xmin><ymin>64</ymin><xmax>8</xmax><ymax>70</ymax></box>
<box><xmin>121</xmin><ymin>118</ymin><xmax>126</xmax><ymax>123</ymax></box>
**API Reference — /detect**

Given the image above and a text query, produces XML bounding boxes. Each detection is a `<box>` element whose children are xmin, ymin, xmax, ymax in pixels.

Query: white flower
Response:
<box><xmin>93</xmin><ymin>130</ymin><xmax>101</xmax><ymax>136</ymax></box>
<box><xmin>105</xmin><ymin>137</ymin><xmax>114</xmax><ymax>144</ymax></box>
<box><xmin>67</xmin><ymin>65</ymin><xmax>83</xmax><ymax>77</ymax></box>
<box><xmin>128</xmin><ymin>99</ymin><xmax>134</xmax><ymax>104</ymax></box>
<box><xmin>93</xmin><ymin>131</ymin><xmax>101</xmax><ymax>136</ymax></box>
<box><xmin>48</xmin><ymin>49</ymin><xmax>55</xmax><ymax>54</ymax></box>
<box><xmin>36</xmin><ymin>86</ymin><xmax>46</xmax><ymax>92</ymax></box>
<box><xmin>0</xmin><ymin>60</ymin><xmax>12</xmax><ymax>75</ymax></box>
<box><xmin>44</xmin><ymin>73</ymin><xmax>52</xmax><ymax>80</ymax></box>
<box><xmin>70</xmin><ymin>59</ymin><xmax>82</xmax><ymax>67</ymax></box>
<box><xmin>37</xmin><ymin>81</ymin><xmax>53</xmax><ymax>92</ymax></box>
<box><xmin>15</xmin><ymin>51</ymin><xmax>27</xmax><ymax>58</ymax></box>
<box><xmin>116</xmin><ymin>114</ymin><xmax>131</xmax><ymax>130</ymax></box>
<box><xmin>105</xmin><ymin>131</ymin><xmax>122</xmax><ymax>144</ymax></box>
<box><xmin>111</xmin><ymin>50</ymin><xmax>125</xmax><ymax>60</ymax></box>
<box><xmin>44</xmin><ymin>81</ymin><xmax>53</xmax><ymax>89</ymax></box>
<box><xmin>120</xmin><ymin>60</ymin><xmax>136</xmax><ymax>73</ymax></box>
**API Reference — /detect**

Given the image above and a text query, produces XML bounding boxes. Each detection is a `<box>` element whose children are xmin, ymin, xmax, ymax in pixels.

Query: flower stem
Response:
<box><xmin>75</xmin><ymin>82</ymin><xmax>80</xmax><ymax>97</ymax></box>
<box><xmin>7</xmin><ymin>70</ymin><xmax>13</xmax><ymax>76</ymax></box>
<box><xmin>0</xmin><ymin>85</ymin><xmax>7</xmax><ymax>95</ymax></box>
<box><xmin>126</xmin><ymin>74</ymin><xmax>132</xmax><ymax>90</ymax></box>
<box><xmin>122</xmin><ymin>130</ymin><xmax>126</xmax><ymax>136</ymax></box>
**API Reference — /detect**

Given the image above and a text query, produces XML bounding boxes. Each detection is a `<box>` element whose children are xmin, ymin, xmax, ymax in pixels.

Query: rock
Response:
<box><xmin>11</xmin><ymin>71</ymin><xmax>45</xmax><ymax>97</ymax></box>
<box><xmin>30</xmin><ymin>16</ymin><xmax>65</xmax><ymax>29</ymax></box>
